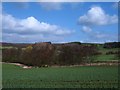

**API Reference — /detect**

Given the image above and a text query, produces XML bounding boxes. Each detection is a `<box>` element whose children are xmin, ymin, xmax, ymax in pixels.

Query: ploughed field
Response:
<box><xmin>2</xmin><ymin>63</ymin><xmax>118</xmax><ymax>88</ymax></box>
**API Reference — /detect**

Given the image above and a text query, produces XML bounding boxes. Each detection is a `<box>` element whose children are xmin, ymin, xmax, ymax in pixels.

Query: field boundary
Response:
<box><xmin>1</xmin><ymin>60</ymin><xmax>119</xmax><ymax>69</ymax></box>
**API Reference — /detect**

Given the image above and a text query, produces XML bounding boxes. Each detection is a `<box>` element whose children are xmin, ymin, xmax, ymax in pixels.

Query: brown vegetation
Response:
<box><xmin>1</xmin><ymin>42</ymin><xmax>104</xmax><ymax>67</ymax></box>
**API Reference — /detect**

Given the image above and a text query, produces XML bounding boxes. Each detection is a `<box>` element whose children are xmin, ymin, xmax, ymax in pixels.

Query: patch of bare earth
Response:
<box><xmin>1</xmin><ymin>62</ymin><xmax>32</xmax><ymax>69</ymax></box>
<box><xmin>1</xmin><ymin>60</ymin><xmax>119</xmax><ymax>68</ymax></box>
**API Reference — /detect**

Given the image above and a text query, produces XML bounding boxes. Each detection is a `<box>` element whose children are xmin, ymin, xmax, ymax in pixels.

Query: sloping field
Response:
<box><xmin>2</xmin><ymin>63</ymin><xmax>118</xmax><ymax>88</ymax></box>
<box><xmin>94</xmin><ymin>47</ymin><xmax>119</xmax><ymax>61</ymax></box>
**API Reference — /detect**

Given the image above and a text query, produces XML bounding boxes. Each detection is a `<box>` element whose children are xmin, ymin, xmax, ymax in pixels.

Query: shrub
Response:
<box><xmin>2</xmin><ymin>42</ymin><xmax>98</xmax><ymax>66</ymax></box>
<box><xmin>106</xmin><ymin>51</ymin><xmax>119</xmax><ymax>55</ymax></box>
<box><xmin>2</xmin><ymin>48</ymin><xmax>19</xmax><ymax>63</ymax></box>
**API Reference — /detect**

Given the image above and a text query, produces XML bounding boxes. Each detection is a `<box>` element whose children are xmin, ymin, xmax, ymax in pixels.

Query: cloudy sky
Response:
<box><xmin>2</xmin><ymin>2</ymin><xmax>118</xmax><ymax>43</ymax></box>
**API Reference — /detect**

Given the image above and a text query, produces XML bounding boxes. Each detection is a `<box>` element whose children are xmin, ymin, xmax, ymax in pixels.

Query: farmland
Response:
<box><xmin>94</xmin><ymin>46</ymin><xmax>119</xmax><ymax>61</ymax></box>
<box><xmin>1</xmin><ymin>1</ymin><xmax>120</xmax><ymax>89</ymax></box>
<box><xmin>2</xmin><ymin>63</ymin><xmax>118</xmax><ymax>88</ymax></box>
<box><xmin>1</xmin><ymin>42</ymin><xmax>119</xmax><ymax>88</ymax></box>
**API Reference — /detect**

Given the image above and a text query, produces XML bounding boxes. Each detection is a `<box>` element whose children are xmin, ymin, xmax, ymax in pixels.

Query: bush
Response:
<box><xmin>104</xmin><ymin>42</ymin><xmax>120</xmax><ymax>48</ymax></box>
<box><xmin>2</xmin><ymin>42</ymin><xmax>98</xmax><ymax>66</ymax></box>
<box><xmin>106</xmin><ymin>51</ymin><xmax>119</xmax><ymax>55</ymax></box>
<box><xmin>56</xmin><ymin>44</ymin><xmax>98</xmax><ymax>65</ymax></box>
<box><xmin>2</xmin><ymin>48</ymin><xmax>19</xmax><ymax>63</ymax></box>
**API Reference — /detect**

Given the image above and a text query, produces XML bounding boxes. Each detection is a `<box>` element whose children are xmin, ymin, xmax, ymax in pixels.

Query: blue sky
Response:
<box><xmin>2</xmin><ymin>2</ymin><xmax>118</xmax><ymax>43</ymax></box>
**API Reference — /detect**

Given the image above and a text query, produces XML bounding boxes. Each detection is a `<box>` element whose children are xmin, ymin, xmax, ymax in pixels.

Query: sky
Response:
<box><xmin>2</xmin><ymin>2</ymin><xmax>118</xmax><ymax>43</ymax></box>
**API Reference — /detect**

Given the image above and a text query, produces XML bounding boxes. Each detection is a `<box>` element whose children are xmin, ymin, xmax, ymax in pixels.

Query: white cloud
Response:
<box><xmin>2</xmin><ymin>13</ymin><xmax>73</xmax><ymax>35</ymax></box>
<box><xmin>78</xmin><ymin>6</ymin><xmax>118</xmax><ymax>42</ymax></box>
<box><xmin>113</xmin><ymin>2</ymin><xmax>118</xmax><ymax>9</ymax></box>
<box><xmin>2</xmin><ymin>33</ymin><xmax>65</xmax><ymax>43</ymax></box>
<box><xmin>81</xmin><ymin>25</ymin><xmax>117</xmax><ymax>41</ymax></box>
<box><xmin>39</xmin><ymin>2</ymin><xmax>62</xmax><ymax>10</ymax></box>
<box><xmin>0</xmin><ymin>3</ymin><xmax>2</xmax><ymax>42</ymax></box>
<box><xmin>82</xmin><ymin>30</ymin><xmax>117</xmax><ymax>42</ymax></box>
<box><xmin>93</xmin><ymin>32</ymin><xmax>108</xmax><ymax>38</ymax></box>
<box><xmin>81</xmin><ymin>26</ymin><xmax>107</xmax><ymax>39</ymax></box>
<box><xmin>82</xmin><ymin>26</ymin><xmax>92</xmax><ymax>33</ymax></box>
<box><xmin>0</xmin><ymin>3</ymin><xmax>2</xmax><ymax>12</ymax></box>
<box><xmin>78</xmin><ymin>6</ymin><xmax>118</xmax><ymax>26</ymax></box>
<box><xmin>2</xmin><ymin>13</ymin><xmax>74</xmax><ymax>43</ymax></box>
<box><xmin>83</xmin><ymin>28</ymin><xmax>115</xmax><ymax>40</ymax></box>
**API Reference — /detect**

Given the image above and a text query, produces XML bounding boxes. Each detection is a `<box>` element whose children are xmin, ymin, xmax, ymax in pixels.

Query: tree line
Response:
<box><xmin>2</xmin><ymin>42</ymin><xmax>99</xmax><ymax>67</ymax></box>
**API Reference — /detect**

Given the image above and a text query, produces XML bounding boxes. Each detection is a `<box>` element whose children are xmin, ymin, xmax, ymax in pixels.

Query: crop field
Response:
<box><xmin>2</xmin><ymin>63</ymin><xmax>118</xmax><ymax>88</ymax></box>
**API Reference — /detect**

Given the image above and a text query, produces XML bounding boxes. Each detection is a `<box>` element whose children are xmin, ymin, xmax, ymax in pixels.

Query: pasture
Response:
<box><xmin>2</xmin><ymin>63</ymin><xmax>118</xmax><ymax>88</ymax></box>
<box><xmin>94</xmin><ymin>46</ymin><xmax>119</xmax><ymax>61</ymax></box>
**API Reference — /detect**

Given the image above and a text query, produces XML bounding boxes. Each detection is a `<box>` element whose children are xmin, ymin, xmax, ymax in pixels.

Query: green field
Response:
<box><xmin>93</xmin><ymin>46</ymin><xmax>119</xmax><ymax>61</ymax></box>
<box><xmin>1</xmin><ymin>45</ymin><xmax>119</xmax><ymax>88</ymax></box>
<box><xmin>2</xmin><ymin>63</ymin><xmax>118</xmax><ymax>88</ymax></box>
<box><xmin>0</xmin><ymin>46</ymin><xmax>14</xmax><ymax>50</ymax></box>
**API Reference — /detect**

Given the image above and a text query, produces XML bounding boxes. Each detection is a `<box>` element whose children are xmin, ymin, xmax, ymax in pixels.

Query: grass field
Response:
<box><xmin>2</xmin><ymin>63</ymin><xmax>118</xmax><ymax>88</ymax></box>
<box><xmin>0</xmin><ymin>46</ymin><xmax>14</xmax><ymax>50</ymax></box>
<box><xmin>93</xmin><ymin>47</ymin><xmax>119</xmax><ymax>61</ymax></box>
<box><xmin>1</xmin><ymin>45</ymin><xmax>119</xmax><ymax>88</ymax></box>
